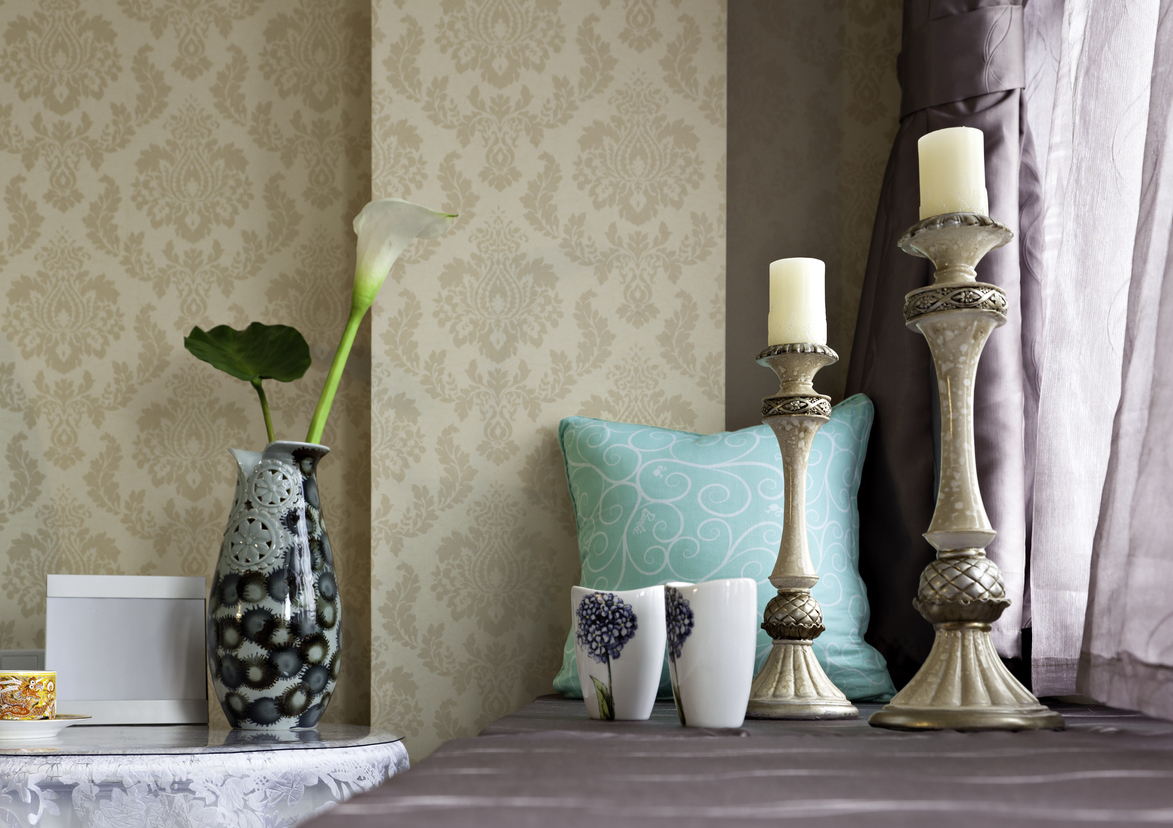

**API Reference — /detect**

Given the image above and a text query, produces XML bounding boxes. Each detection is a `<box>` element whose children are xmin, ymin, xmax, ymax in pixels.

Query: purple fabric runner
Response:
<box><xmin>304</xmin><ymin>696</ymin><xmax>1173</xmax><ymax>827</ymax></box>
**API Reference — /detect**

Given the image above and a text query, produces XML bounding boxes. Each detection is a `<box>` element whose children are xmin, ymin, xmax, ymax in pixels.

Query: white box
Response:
<box><xmin>45</xmin><ymin>575</ymin><xmax>208</xmax><ymax>725</ymax></box>
<box><xmin>0</xmin><ymin>650</ymin><xmax>44</xmax><ymax>670</ymax></box>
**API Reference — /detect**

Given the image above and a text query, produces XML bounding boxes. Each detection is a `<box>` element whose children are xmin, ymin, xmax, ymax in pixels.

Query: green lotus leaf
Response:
<box><xmin>184</xmin><ymin>323</ymin><xmax>311</xmax><ymax>384</ymax></box>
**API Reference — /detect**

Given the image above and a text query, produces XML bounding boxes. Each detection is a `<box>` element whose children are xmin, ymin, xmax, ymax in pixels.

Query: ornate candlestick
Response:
<box><xmin>746</xmin><ymin>343</ymin><xmax>858</xmax><ymax>720</ymax></box>
<box><xmin>869</xmin><ymin>213</ymin><xmax>1064</xmax><ymax>731</ymax></box>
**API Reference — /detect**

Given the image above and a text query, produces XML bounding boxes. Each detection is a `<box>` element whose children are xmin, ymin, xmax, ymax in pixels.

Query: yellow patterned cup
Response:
<box><xmin>0</xmin><ymin>671</ymin><xmax>56</xmax><ymax>720</ymax></box>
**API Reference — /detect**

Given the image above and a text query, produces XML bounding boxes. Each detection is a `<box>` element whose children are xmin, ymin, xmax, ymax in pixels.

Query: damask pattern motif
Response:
<box><xmin>430</xmin><ymin>487</ymin><xmax>560</xmax><ymax>637</ymax></box>
<box><xmin>132</xmin><ymin>369</ymin><xmax>252</xmax><ymax>501</ymax></box>
<box><xmin>371</xmin><ymin>0</ymin><xmax>726</xmax><ymax>759</ymax></box>
<box><xmin>3</xmin><ymin>235</ymin><xmax>123</xmax><ymax>373</ymax></box>
<box><xmin>132</xmin><ymin>102</ymin><xmax>253</xmax><ymax>243</ymax></box>
<box><xmin>0</xmin><ymin>42</ymin><xmax>169</xmax><ymax>212</ymax></box>
<box><xmin>575</xmin><ymin>78</ymin><xmax>704</xmax><ymax>225</ymax></box>
<box><xmin>434</xmin><ymin>218</ymin><xmax>562</xmax><ymax>361</ymax></box>
<box><xmin>259</xmin><ymin>2</ymin><xmax>367</xmax><ymax>113</ymax></box>
<box><xmin>0</xmin><ymin>1</ymin><xmax>121</xmax><ymax>114</ymax></box>
<box><xmin>0</xmin><ymin>0</ymin><xmax>372</xmax><ymax>728</ymax></box>
<box><xmin>435</xmin><ymin>0</ymin><xmax>565</xmax><ymax>89</ymax></box>
<box><xmin>117</xmin><ymin>0</ymin><xmax>265</xmax><ymax>80</ymax></box>
<box><xmin>388</xmin><ymin>12</ymin><xmax>618</xmax><ymax>192</ymax></box>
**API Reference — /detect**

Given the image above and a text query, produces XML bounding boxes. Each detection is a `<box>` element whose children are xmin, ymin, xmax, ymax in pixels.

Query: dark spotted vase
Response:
<box><xmin>207</xmin><ymin>441</ymin><xmax>341</xmax><ymax>729</ymax></box>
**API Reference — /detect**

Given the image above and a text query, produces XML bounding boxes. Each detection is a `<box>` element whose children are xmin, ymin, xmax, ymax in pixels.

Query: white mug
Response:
<box><xmin>572</xmin><ymin>585</ymin><xmax>666</xmax><ymax>721</ymax></box>
<box><xmin>665</xmin><ymin>578</ymin><xmax>758</xmax><ymax>728</ymax></box>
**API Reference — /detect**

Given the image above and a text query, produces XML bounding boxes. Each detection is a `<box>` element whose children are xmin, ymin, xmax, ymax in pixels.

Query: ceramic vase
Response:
<box><xmin>666</xmin><ymin>579</ymin><xmax>758</xmax><ymax>728</ymax></box>
<box><xmin>572</xmin><ymin>585</ymin><xmax>666</xmax><ymax>721</ymax></box>
<box><xmin>207</xmin><ymin>441</ymin><xmax>341</xmax><ymax>729</ymax></box>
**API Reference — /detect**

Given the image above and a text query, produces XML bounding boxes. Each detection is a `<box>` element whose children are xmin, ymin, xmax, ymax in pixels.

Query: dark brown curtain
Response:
<box><xmin>845</xmin><ymin>0</ymin><xmax>1033</xmax><ymax>687</ymax></box>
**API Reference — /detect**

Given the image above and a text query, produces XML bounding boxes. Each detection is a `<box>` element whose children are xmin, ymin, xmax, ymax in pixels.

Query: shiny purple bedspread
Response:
<box><xmin>304</xmin><ymin>696</ymin><xmax>1173</xmax><ymax>827</ymax></box>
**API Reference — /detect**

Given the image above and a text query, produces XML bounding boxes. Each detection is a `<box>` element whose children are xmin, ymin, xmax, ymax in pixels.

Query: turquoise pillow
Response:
<box><xmin>554</xmin><ymin>394</ymin><xmax>894</xmax><ymax>702</ymax></box>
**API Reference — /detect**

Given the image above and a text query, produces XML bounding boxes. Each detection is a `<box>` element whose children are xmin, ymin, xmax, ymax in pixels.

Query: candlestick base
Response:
<box><xmin>745</xmin><ymin>344</ymin><xmax>858</xmax><ymax>721</ymax></box>
<box><xmin>747</xmin><ymin>641</ymin><xmax>858</xmax><ymax>720</ymax></box>
<box><xmin>869</xmin><ymin>623</ymin><xmax>1064</xmax><ymax>731</ymax></box>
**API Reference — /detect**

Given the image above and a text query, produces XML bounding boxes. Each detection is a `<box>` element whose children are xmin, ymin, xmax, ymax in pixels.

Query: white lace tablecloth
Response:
<box><xmin>0</xmin><ymin>724</ymin><xmax>408</xmax><ymax>827</ymax></box>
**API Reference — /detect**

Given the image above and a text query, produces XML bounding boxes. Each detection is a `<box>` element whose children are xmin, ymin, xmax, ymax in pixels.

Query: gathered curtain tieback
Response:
<box><xmin>899</xmin><ymin>4</ymin><xmax>1025</xmax><ymax>118</ymax></box>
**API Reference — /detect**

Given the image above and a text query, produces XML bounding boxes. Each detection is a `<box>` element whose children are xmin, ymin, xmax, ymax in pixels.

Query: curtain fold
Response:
<box><xmin>1026</xmin><ymin>0</ymin><xmax>1158</xmax><ymax>695</ymax></box>
<box><xmin>846</xmin><ymin>0</ymin><xmax>1030</xmax><ymax>687</ymax></box>
<box><xmin>1079</xmin><ymin>0</ymin><xmax>1173</xmax><ymax>717</ymax></box>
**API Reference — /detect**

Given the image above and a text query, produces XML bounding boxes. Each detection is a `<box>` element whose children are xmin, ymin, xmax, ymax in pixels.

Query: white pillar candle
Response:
<box><xmin>917</xmin><ymin>127</ymin><xmax>989</xmax><ymax>219</ymax></box>
<box><xmin>768</xmin><ymin>258</ymin><xmax>827</xmax><ymax>346</ymax></box>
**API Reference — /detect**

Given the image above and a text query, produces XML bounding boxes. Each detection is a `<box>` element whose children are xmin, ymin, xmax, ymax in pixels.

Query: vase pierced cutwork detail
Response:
<box><xmin>904</xmin><ymin>284</ymin><xmax>1008</xmax><ymax>323</ymax></box>
<box><xmin>224</xmin><ymin>510</ymin><xmax>285</xmax><ymax>571</ymax></box>
<box><xmin>249</xmin><ymin>461</ymin><xmax>299</xmax><ymax>510</ymax></box>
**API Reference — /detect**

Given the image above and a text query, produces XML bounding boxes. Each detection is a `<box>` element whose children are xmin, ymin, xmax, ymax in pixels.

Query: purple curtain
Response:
<box><xmin>1020</xmin><ymin>0</ymin><xmax>1159</xmax><ymax>695</ymax></box>
<box><xmin>851</xmin><ymin>0</ymin><xmax>1173</xmax><ymax>702</ymax></box>
<box><xmin>1077</xmin><ymin>0</ymin><xmax>1173</xmax><ymax>715</ymax></box>
<box><xmin>845</xmin><ymin>0</ymin><xmax>1031</xmax><ymax>688</ymax></box>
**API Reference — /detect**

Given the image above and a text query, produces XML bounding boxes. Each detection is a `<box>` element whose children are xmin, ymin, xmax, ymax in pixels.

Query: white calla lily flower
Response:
<box><xmin>351</xmin><ymin>198</ymin><xmax>457</xmax><ymax>313</ymax></box>
<box><xmin>306</xmin><ymin>198</ymin><xmax>457</xmax><ymax>444</ymax></box>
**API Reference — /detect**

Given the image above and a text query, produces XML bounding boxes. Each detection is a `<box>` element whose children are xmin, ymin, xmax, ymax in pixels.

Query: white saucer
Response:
<box><xmin>0</xmin><ymin>714</ymin><xmax>90</xmax><ymax>741</ymax></box>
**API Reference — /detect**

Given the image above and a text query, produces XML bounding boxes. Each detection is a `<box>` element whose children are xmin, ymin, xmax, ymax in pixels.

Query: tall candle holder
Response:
<box><xmin>869</xmin><ymin>213</ymin><xmax>1064</xmax><ymax>731</ymax></box>
<box><xmin>746</xmin><ymin>343</ymin><xmax>858</xmax><ymax>720</ymax></box>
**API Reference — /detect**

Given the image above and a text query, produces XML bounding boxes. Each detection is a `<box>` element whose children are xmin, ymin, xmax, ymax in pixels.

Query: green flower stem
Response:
<box><xmin>251</xmin><ymin>379</ymin><xmax>275</xmax><ymax>444</ymax></box>
<box><xmin>306</xmin><ymin>307</ymin><xmax>365</xmax><ymax>445</ymax></box>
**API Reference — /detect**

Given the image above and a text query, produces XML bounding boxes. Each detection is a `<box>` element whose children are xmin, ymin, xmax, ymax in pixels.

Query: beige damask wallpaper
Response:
<box><xmin>0</xmin><ymin>0</ymin><xmax>372</xmax><ymax>726</ymax></box>
<box><xmin>369</xmin><ymin>0</ymin><xmax>727</xmax><ymax>757</ymax></box>
<box><xmin>0</xmin><ymin>0</ymin><xmax>900</xmax><ymax>758</ymax></box>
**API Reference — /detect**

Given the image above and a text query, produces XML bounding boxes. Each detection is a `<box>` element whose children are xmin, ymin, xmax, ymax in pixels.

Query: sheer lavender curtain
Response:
<box><xmin>1023</xmin><ymin>0</ymin><xmax>1161</xmax><ymax>695</ymax></box>
<box><xmin>1079</xmin><ymin>0</ymin><xmax>1173</xmax><ymax>716</ymax></box>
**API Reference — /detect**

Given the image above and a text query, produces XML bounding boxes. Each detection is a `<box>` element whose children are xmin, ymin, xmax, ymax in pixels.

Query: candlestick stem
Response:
<box><xmin>868</xmin><ymin>213</ymin><xmax>1064</xmax><ymax>732</ymax></box>
<box><xmin>746</xmin><ymin>343</ymin><xmax>858</xmax><ymax>720</ymax></box>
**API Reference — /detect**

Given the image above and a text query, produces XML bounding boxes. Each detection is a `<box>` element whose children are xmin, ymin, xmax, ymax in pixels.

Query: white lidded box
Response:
<box><xmin>45</xmin><ymin>575</ymin><xmax>207</xmax><ymax>725</ymax></box>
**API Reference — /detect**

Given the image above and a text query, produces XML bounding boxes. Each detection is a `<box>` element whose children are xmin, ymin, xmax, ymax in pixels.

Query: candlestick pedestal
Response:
<box><xmin>869</xmin><ymin>213</ymin><xmax>1064</xmax><ymax>732</ymax></box>
<box><xmin>746</xmin><ymin>343</ymin><xmax>858</xmax><ymax>720</ymax></box>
